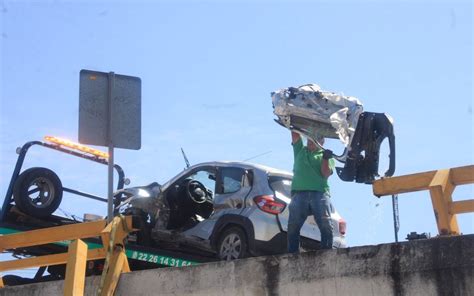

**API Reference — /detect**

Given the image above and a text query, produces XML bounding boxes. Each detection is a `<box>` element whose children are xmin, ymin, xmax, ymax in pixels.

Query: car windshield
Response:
<box><xmin>268</xmin><ymin>175</ymin><xmax>292</xmax><ymax>199</ymax></box>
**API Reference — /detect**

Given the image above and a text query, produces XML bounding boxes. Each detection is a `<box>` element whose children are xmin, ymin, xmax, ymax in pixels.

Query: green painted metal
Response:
<box><xmin>0</xmin><ymin>227</ymin><xmax>198</xmax><ymax>267</ymax></box>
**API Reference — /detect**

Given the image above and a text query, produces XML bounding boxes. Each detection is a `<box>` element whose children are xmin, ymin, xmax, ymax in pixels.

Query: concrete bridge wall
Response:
<box><xmin>1</xmin><ymin>234</ymin><xmax>473</xmax><ymax>296</ymax></box>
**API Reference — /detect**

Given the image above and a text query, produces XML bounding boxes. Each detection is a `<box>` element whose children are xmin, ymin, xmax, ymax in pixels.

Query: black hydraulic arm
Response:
<box><xmin>336</xmin><ymin>112</ymin><xmax>396</xmax><ymax>184</ymax></box>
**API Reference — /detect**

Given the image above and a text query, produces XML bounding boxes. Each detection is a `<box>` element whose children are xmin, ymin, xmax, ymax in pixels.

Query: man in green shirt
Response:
<box><xmin>288</xmin><ymin>131</ymin><xmax>335</xmax><ymax>253</ymax></box>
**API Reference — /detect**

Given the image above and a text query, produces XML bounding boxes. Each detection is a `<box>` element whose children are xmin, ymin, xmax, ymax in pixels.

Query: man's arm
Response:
<box><xmin>321</xmin><ymin>150</ymin><xmax>333</xmax><ymax>179</ymax></box>
<box><xmin>291</xmin><ymin>131</ymin><xmax>303</xmax><ymax>159</ymax></box>
<box><xmin>320</xmin><ymin>159</ymin><xmax>333</xmax><ymax>178</ymax></box>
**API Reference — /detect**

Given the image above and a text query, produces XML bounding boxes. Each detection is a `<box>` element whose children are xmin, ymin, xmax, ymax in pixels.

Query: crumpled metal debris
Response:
<box><xmin>271</xmin><ymin>84</ymin><xmax>364</xmax><ymax>148</ymax></box>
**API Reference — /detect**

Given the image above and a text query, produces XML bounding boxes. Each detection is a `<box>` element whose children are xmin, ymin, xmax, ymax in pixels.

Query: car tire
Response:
<box><xmin>13</xmin><ymin>167</ymin><xmax>63</xmax><ymax>218</ymax></box>
<box><xmin>217</xmin><ymin>226</ymin><xmax>248</xmax><ymax>261</ymax></box>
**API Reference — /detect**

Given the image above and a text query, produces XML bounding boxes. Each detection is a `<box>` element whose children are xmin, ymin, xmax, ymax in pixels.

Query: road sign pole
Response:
<box><xmin>392</xmin><ymin>194</ymin><xmax>400</xmax><ymax>242</ymax></box>
<box><xmin>107</xmin><ymin>146</ymin><xmax>114</xmax><ymax>222</ymax></box>
<box><xmin>107</xmin><ymin>72</ymin><xmax>115</xmax><ymax>222</ymax></box>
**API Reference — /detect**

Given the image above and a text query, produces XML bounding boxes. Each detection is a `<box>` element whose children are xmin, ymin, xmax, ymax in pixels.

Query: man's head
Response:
<box><xmin>307</xmin><ymin>135</ymin><xmax>324</xmax><ymax>152</ymax></box>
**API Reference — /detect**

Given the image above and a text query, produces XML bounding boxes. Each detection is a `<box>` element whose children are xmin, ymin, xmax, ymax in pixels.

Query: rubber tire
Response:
<box><xmin>217</xmin><ymin>226</ymin><xmax>249</xmax><ymax>261</ymax></box>
<box><xmin>13</xmin><ymin>167</ymin><xmax>63</xmax><ymax>218</ymax></box>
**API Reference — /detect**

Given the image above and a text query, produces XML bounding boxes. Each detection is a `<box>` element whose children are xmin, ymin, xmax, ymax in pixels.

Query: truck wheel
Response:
<box><xmin>13</xmin><ymin>167</ymin><xmax>63</xmax><ymax>218</ymax></box>
<box><xmin>217</xmin><ymin>227</ymin><xmax>248</xmax><ymax>261</ymax></box>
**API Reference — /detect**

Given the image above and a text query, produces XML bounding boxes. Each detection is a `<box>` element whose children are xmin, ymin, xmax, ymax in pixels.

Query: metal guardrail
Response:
<box><xmin>0</xmin><ymin>215</ymin><xmax>135</xmax><ymax>295</ymax></box>
<box><xmin>373</xmin><ymin>165</ymin><xmax>474</xmax><ymax>236</ymax></box>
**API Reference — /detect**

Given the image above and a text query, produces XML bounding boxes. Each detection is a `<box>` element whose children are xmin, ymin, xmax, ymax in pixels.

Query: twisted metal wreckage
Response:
<box><xmin>271</xmin><ymin>83</ymin><xmax>396</xmax><ymax>184</ymax></box>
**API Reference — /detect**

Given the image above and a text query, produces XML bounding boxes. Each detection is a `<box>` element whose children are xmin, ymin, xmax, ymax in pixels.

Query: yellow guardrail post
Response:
<box><xmin>428</xmin><ymin>169</ymin><xmax>459</xmax><ymax>235</ymax></box>
<box><xmin>97</xmin><ymin>216</ymin><xmax>132</xmax><ymax>296</ymax></box>
<box><xmin>373</xmin><ymin>165</ymin><xmax>474</xmax><ymax>235</ymax></box>
<box><xmin>99</xmin><ymin>249</ymin><xmax>128</xmax><ymax>296</ymax></box>
<box><xmin>0</xmin><ymin>215</ymin><xmax>135</xmax><ymax>295</ymax></box>
<box><xmin>64</xmin><ymin>239</ymin><xmax>88</xmax><ymax>296</ymax></box>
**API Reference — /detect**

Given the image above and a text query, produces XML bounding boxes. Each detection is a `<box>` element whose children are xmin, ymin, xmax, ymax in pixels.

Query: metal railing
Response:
<box><xmin>0</xmin><ymin>215</ymin><xmax>135</xmax><ymax>295</ymax></box>
<box><xmin>373</xmin><ymin>165</ymin><xmax>474</xmax><ymax>236</ymax></box>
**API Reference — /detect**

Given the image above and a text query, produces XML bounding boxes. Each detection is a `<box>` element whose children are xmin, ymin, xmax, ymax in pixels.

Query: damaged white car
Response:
<box><xmin>271</xmin><ymin>84</ymin><xmax>395</xmax><ymax>184</ymax></box>
<box><xmin>115</xmin><ymin>161</ymin><xmax>347</xmax><ymax>261</ymax></box>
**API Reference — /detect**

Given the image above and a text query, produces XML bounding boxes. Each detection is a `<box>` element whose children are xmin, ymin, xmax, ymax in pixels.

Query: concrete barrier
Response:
<box><xmin>2</xmin><ymin>234</ymin><xmax>473</xmax><ymax>296</ymax></box>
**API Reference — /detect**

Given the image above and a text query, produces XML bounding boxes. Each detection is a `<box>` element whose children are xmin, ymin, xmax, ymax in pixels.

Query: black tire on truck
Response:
<box><xmin>13</xmin><ymin>167</ymin><xmax>63</xmax><ymax>218</ymax></box>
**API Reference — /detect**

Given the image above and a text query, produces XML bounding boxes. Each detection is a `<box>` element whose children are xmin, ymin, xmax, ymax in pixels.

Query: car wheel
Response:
<box><xmin>13</xmin><ymin>167</ymin><xmax>63</xmax><ymax>218</ymax></box>
<box><xmin>217</xmin><ymin>227</ymin><xmax>248</xmax><ymax>261</ymax></box>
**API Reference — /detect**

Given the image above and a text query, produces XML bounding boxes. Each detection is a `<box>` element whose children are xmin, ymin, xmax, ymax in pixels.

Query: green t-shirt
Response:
<box><xmin>291</xmin><ymin>139</ymin><xmax>335</xmax><ymax>193</ymax></box>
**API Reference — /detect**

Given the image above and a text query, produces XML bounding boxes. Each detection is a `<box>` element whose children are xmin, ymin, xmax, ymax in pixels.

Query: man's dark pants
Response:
<box><xmin>287</xmin><ymin>191</ymin><xmax>334</xmax><ymax>253</ymax></box>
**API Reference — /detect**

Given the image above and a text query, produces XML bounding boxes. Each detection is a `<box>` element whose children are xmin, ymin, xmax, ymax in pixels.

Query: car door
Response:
<box><xmin>184</xmin><ymin>166</ymin><xmax>252</xmax><ymax>241</ymax></box>
<box><xmin>179</xmin><ymin>167</ymin><xmax>217</xmax><ymax>241</ymax></box>
<box><xmin>213</xmin><ymin>166</ymin><xmax>252</xmax><ymax>215</ymax></box>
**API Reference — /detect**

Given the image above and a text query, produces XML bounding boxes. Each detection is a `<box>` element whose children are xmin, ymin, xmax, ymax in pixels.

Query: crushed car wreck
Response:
<box><xmin>115</xmin><ymin>161</ymin><xmax>347</xmax><ymax>260</ymax></box>
<box><xmin>271</xmin><ymin>84</ymin><xmax>395</xmax><ymax>184</ymax></box>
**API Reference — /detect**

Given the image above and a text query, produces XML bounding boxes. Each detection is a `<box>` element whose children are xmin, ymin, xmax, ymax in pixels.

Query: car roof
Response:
<box><xmin>159</xmin><ymin>161</ymin><xmax>292</xmax><ymax>191</ymax></box>
<box><xmin>190</xmin><ymin>161</ymin><xmax>293</xmax><ymax>178</ymax></box>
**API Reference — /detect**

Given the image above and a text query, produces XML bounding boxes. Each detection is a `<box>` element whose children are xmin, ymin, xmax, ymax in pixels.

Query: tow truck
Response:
<box><xmin>0</xmin><ymin>136</ymin><xmax>216</xmax><ymax>286</ymax></box>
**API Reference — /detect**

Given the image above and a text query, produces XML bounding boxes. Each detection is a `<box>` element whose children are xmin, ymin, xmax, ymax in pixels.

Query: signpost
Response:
<box><xmin>392</xmin><ymin>194</ymin><xmax>400</xmax><ymax>242</ymax></box>
<box><xmin>79</xmin><ymin>70</ymin><xmax>141</xmax><ymax>221</ymax></box>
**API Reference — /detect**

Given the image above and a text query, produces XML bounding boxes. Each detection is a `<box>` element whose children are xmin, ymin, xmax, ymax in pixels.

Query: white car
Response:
<box><xmin>116</xmin><ymin>161</ymin><xmax>347</xmax><ymax>261</ymax></box>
